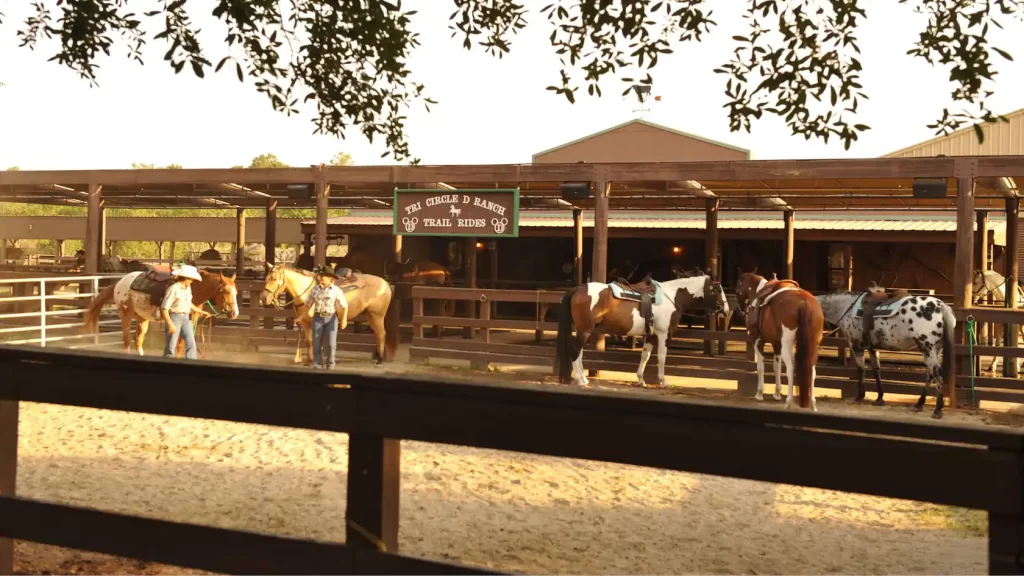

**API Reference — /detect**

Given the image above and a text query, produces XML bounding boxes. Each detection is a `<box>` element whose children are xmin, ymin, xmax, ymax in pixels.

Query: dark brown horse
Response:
<box><xmin>735</xmin><ymin>269</ymin><xmax>824</xmax><ymax>411</ymax></box>
<box><xmin>555</xmin><ymin>274</ymin><xmax>728</xmax><ymax>387</ymax></box>
<box><xmin>385</xmin><ymin>259</ymin><xmax>457</xmax><ymax>335</ymax></box>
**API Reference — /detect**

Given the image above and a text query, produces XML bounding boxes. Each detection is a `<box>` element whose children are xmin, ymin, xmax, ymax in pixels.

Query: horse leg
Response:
<box><xmin>636</xmin><ymin>335</ymin><xmax>655</xmax><ymax>386</ymax></box>
<box><xmin>780</xmin><ymin>327</ymin><xmax>797</xmax><ymax>409</ymax></box>
<box><xmin>656</xmin><ymin>332</ymin><xmax>669</xmax><ymax>387</ymax></box>
<box><xmin>121</xmin><ymin>312</ymin><xmax>132</xmax><ymax>353</ymax></box>
<box><xmin>574</xmin><ymin>331</ymin><xmax>590</xmax><ymax>386</ymax></box>
<box><xmin>772</xmin><ymin>349</ymin><xmax>783</xmax><ymax>402</ymax></box>
<box><xmin>868</xmin><ymin>348</ymin><xmax>885</xmax><ymax>406</ymax></box>
<box><xmin>368</xmin><ymin>313</ymin><xmax>386</xmax><ymax>365</ymax></box>
<box><xmin>753</xmin><ymin>338</ymin><xmax>765</xmax><ymax>401</ymax></box>
<box><xmin>924</xmin><ymin>349</ymin><xmax>945</xmax><ymax>419</ymax></box>
<box><xmin>136</xmin><ymin>319</ymin><xmax>149</xmax><ymax>356</ymax></box>
<box><xmin>851</xmin><ymin>344</ymin><xmax>867</xmax><ymax>403</ymax></box>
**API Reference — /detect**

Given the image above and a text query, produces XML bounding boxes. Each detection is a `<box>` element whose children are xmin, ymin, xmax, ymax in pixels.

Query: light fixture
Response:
<box><xmin>672</xmin><ymin>246</ymin><xmax>682</xmax><ymax>254</ymax></box>
<box><xmin>476</xmin><ymin>242</ymin><xmax>484</xmax><ymax>249</ymax></box>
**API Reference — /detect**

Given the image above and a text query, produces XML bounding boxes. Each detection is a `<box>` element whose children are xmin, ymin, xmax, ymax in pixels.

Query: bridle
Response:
<box><xmin>708</xmin><ymin>279</ymin><xmax>727</xmax><ymax>315</ymax></box>
<box><xmin>261</xmin><ymin>268</ymin><xmax>313</xmax><ymax>310</ymax></box>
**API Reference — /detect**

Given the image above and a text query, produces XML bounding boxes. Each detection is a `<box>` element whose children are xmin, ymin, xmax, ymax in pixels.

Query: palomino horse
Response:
<box><xmin>259</xmin><ymin>263</ymin><xmax>393</xmax><ymax>365</ymax></box>
<box><xmin>735</xmin><ymin>270</ymin><xmax>824</xmax><ymax>411</ymax></box>
<box><xmin>555</xmin><ymin>274</ymin><xmax>729</xmax><ymax>387</ymax></box>
<box><xmin>972</xmin><ymin>269</ymin><xmax>1024</xmax><ymax>375</ymax></box>
<box><xmin>816</xmin><ymin>288</ymin><xmax>956</xmax><ymax>417</ymax></box>
<box><xmin>82</xmin><ymin>269</ymin><xmax>240</xmax><ymax>356</ymax></box>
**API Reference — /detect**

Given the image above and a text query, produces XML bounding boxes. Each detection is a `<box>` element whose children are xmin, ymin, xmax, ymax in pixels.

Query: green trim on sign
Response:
<box><xmin>392</xmin><ymin>188</ymin><xmax>520</xmax><ymax>238</ymax></box>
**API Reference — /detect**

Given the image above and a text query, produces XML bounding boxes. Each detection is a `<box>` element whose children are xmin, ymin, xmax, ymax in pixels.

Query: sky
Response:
<box><xmin>0</xmin><ymin>0</ymin><xmax>1022</xmax><ymax>170</ymax></box>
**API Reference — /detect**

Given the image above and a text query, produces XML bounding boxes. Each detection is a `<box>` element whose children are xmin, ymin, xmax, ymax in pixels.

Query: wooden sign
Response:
<box><xmin>393</xmin><ymin>188</ymin><xmax>520</xmax><ymax>237</ymax></box>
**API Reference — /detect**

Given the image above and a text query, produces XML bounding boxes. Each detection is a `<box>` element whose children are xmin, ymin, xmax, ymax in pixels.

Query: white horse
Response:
<box><xmin>972</xmin><ymin>269</ymin><xmax>1024</xmax><ymax>374</ymax></box>
<box><xmin>555</xmin><ymin>274</ymin><xmax>729</xmax><ymax>387</ymax></box>
<box><xmin>816</xmin><ymin>291</ymin><xmax>956</xmax><ymax>418</ymax></box>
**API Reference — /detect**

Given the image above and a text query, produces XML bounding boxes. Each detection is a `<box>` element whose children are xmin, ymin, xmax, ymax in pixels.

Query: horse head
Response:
<box><xmin>260</xmin><ymin>263</ymin><xmax>288</xmax><ymax>308</ymax></box>
<box><xmin>385</xmin><ymin>258</ymin><xmax>415</xmax><ymax>281</ymax></box>
<box><xmin>216</xmin><ymin>270</ymin><xmax>241</xmax><ymax>320</ymax></box>
<box><xmin>734</xmin><ymin>267</ymin><xmax>765</xmax><ymax>311</ymax></box>
<box><xmin>703</xmin><ymin>274</ymin><xmax>729</xmax><ymax>318</ymax></box>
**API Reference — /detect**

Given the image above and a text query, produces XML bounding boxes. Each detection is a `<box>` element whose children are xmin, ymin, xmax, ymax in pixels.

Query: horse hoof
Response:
<box><xmin>754</xmin><ymin>393</ymin><xmax>764</xmax><ymax>401</ymax></box>
<box><xmin>931</xmin><ymin>411</ymin><xmax>943</xmax><ymax>420</ymax></box>
<box><xmin>773</xmin><ymin>394</ymin><xmax>782</xmax><ymax>402</ymax></box>
<box><xmin>912</xmin><ymin>405</ymin><xmax>924</xmax><ymax>413</ymax></box>
<box><xmin>853</xmin><ymin>396</ymin><xmax>865</xmax><ymax>404</ymax></box>
<box><xmin>873</xmin><ymin>398</ymin><xmax>885</xmax><ymax>407</ymax></box>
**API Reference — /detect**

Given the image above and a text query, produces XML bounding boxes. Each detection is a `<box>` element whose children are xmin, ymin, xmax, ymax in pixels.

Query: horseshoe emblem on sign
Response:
<box><xmin>491</xmin><ymin>217</ymin><xmax>508</xmax><ymax>234</ymax></box>
<box><xmin>402</xmin><ymin>217</ymin><xmax>418</xmax><ymax>233</ymax></box>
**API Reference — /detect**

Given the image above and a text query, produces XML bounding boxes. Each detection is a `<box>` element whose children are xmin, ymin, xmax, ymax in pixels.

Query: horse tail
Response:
<box><xmin>82</xmin><ymin>283</ymin><xmax>115</xmax><ymax>334</ymax></box>
<box><xmin>555</xmin><ymin>288</ymin><xmax>578</xmax><ymax>384</ymax></box>
<box><xmin>941</xmin><ymin>302</ymin><xmax>957</xmax><ymax>385</ymax></box>
<box><xmin>794</xmin><ymin>296</ymin><xmax>824</xmax><ymax>409</ymax></box>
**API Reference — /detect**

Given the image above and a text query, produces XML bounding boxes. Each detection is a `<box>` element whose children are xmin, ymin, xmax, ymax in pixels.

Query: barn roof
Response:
<box><xmin>531</xmin><ymin>118</ymin><xmax>752</xmax><ymax>161</ymax></box>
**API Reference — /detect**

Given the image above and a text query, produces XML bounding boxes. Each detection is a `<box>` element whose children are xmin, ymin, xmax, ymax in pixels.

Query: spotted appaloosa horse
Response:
<box><xmin>555</xmin><ymin>274</ymin><xmax>729</xmax><ymax>387</ymax></box>
<box><xmin>816</xmin><ymin>289</ymin><xmax>956</xmax><ymax>418</ymax></box>
<box><xmin>735</xmin><ymin>270</ymin><xmax>824</xmax><ymax>411</ymax></box>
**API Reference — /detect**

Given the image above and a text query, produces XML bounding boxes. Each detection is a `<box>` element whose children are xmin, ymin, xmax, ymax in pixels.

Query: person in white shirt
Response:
<box><xmin>160</xmin><ymin>264</ymin><xmax>213</xmax><ymax>359</ymax></box>
<box><xmin>307</xmin><ymin>265</ymin><xmax>349</xmax><ymax>369</ymax></box>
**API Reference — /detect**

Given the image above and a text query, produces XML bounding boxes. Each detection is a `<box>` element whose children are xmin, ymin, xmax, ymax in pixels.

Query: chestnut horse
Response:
<box><xmin>82</xmin><ymin>269</ymin><xmax>241</xmax><ymax>356</ymax></box>
<box><xmin>735</xmin><ymin>269</ymin><xmax>824</xmax><ymax>411</ymax></box>
<box><xmin>555</xmin><ymin>274</ymin><xmax>729</xmax><ymax>387</ymax></box>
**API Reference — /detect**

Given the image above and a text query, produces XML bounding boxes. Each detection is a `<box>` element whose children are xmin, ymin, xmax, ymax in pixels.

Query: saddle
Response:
<box><xmin>608</xmin><ymin>274</ymin><xmax>660</xmax><ymax>336</ymax></box>
<box><xmin>145</xmin><ymin>266</ymin><xmax>174</xmax><ymax>283</ymax></box>
<box><xmin>333</xmin><ymin>269</ymin><xmax>361</xmax><ymax>293</ymax></box>
<box><xmin>130</xmin><ymin>271</ymin><xmax>175</xmax><ymax>307</ymax></box>
<box><xmin>745</xmin><ymin>279</ymin><xmax>801</xmax><ymax>340</ymax></box>
<box><xmin>858</xmin><ymin>283</ymin><xmax>910</xmax><ymax>346</ymax></box>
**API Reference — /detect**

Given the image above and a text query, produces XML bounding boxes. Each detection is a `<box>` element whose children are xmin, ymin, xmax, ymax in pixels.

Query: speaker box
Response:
<box><xmin>912</xmin><ymin>178</ymin><xmax>948</xmax><ymax>199</ymax></box>
<box><xmin>561</xmin><ymin>182</ymin><xmax>591</xmax><ymax>201</ymax></box>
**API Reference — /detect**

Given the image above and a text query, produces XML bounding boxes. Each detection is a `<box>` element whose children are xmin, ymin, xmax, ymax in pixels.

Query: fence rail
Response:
<box><xmin>0</xmin><ymin>274</ymin><xmax>122</xmax><ymax>347</ymax></box>
<box><xmin>0</xmin><ymin>345</ymin><xmax>1023</xmax><ymax>574</ymax></box>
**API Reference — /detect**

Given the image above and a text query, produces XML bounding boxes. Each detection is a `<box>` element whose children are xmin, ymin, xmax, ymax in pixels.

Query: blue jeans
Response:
<box><xmin>312</xmin><ymin>314</ymin><xmax>338</xmax><ymax>368</ymax></box>
<box><xmin>164</xmin><ymin>312</ymin><xmax>197</xmax><ymax>359</ymax></box>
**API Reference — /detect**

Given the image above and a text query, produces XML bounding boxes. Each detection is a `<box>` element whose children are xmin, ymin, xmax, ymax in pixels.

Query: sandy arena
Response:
<box><xmin>13</xmin><ymin>337</ymin><xmax>1022</xmax><ymax>575</ymax></box>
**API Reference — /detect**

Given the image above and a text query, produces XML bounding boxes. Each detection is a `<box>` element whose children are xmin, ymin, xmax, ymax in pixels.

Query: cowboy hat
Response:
<box><xmin>172</xmin><ymin>264</ymin><xmax>203</xmax><ymax>281</ymax></box>
<box><xmin>313</xmin><ymin>265</ymin><xmax>338</xmax><ymax>279</ymax></box>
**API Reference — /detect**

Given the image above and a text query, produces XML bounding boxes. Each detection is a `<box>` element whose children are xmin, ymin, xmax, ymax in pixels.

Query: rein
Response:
<box><xmin>192</xmin><ymin>300</ymin><xmax>218</xmax><ymax>359</ymax></box>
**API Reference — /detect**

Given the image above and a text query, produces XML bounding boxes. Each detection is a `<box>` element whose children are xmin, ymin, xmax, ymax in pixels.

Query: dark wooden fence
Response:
<box><xmin>1</xmin><ymin>345</ymin><xmax>1023</xmax><ymax>574</ymax></box>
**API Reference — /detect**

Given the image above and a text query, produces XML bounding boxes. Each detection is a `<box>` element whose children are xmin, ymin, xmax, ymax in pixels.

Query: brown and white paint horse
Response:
<box><xmin>82</xmin><ymin>269</ymin><xmax>240</xmax><ymax>356</ymax></box>
<box><xmin>735</xmin><ymin>269</ymin><xmax>824</xmax><ymax>411</ymax></box>
<box><xmin>555</xmin><ymin>274</ymin><xmax>729</xmax><ymax>387</ymax></box>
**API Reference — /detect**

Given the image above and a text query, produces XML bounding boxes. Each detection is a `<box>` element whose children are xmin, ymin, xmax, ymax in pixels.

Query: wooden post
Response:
<box><xmin>54</xmin><ymin>239</ymin><xmax>64</xmax><ymax>259</ymax></box>
<box><xmin>168</xmin><ymin>241</ymin><xmax>176</xmax><ymax>264</ymax></box>
<box><xmin>573</xmin><ymin>208</ymin><xmax>584</xmax><ymax>285</ymax></box>
<box><xmin>265</xmin><ymin>200</ymin><xmax>278</xmax><ymax>268</ymax></box>
<box><xmin>85</xmin><ymin>184</ymin><xmax>102</xmax><ymax>274</ymax></box>
<box><xmin>384</xmin><ymin>234</ymin><xmax>402</xmax><ymax>361</ymax></box>
<box><xmin>838</xmin><ymin>244</ymin><xmax>854</xmax><ymax>364</ymax></box>
<box><xmin>783</xmin><ymin>210</ymin><xmax>794</xmax><ymax>280</ymax></box>
<box><xmin>951</xmin><ymin>163</ymin><xmax>977</xmax><ymax>408</ymax></box>
<box><xmin>235</xmin><ymin>208</ymin><xmax>246</xmax><ymax>276</ymax></box>
<box><xmin>705</xmin><ymin>198</ymin><xmax>720</xmax><ymax>356</ymax></box>
<box><xmin>314</xmin><ymin>182</ymin><xmax>330</xmax><ymax>267</ymax></box>
<box><xmin>463</xmin><ymin>238</ymin><xmax>477</xmax><ymax>339</ymax></box>
<box><xmin>975</xmin><ymin>211</ymin><xmax>990</xmax><ymax>369</ymax></box>
<box><xmin>590</xmin><ymin>181</ymin><xmax>609</xmax><ymax>377</ymax></box>
<box><xmin>346</xmin><ymin>434</ymin><xmax>400</xmax><ymax>553</ymax></box>
<box><xmin>0</xmin><ymin>239</ymin><xmax>6</xmax><ymax>264</ymax></box>
<box><xmin>1004</xmin><ymin>198</ymin><xmax>1019</xmax><ymax>378</ymax></box>
<box><xmin>0</xmin><ymin>400</ymin><xmax>17</xmax><ymax>575</ymax></box>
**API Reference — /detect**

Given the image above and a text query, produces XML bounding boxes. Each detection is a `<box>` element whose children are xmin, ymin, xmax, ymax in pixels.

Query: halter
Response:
<box><xmin>262</xmin><ymin>266</ymin><xmax>314</xmax><ymax>309</ymax></box>
<box><xmin>708</xmin><ymin>280</ymin><xmax>727</xmax><ymax>314</ymax></box>
<box><xmin>972</xmin><ymin>271</ymin><xmax>1013</xmax><ymax>304</ymax></box>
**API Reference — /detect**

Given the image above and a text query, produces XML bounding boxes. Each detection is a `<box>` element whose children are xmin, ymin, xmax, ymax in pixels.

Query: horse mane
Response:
<box><xmin>283</xmin><ymin>263</ymin><xmax>316</xmax><ymax>277</ymax></box>
<box><xmin>663</xmin><ymin>274</ymin><xmax>711</xmax><ymax>297</ymax></box>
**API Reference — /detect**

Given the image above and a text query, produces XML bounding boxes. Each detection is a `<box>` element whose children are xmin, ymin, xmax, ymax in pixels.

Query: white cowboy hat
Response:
<box><xmin>172</xmin><ymin>264</ymin><xmax>203</xmax><ymax>281</ymax></box>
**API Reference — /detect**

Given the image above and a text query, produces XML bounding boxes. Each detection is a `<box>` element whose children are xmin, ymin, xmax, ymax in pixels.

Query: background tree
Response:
<box><xmin>330</xmin><ymin>152</ymin><xmax>354</xmax><ymax>167</ymax></box>
<box><xmin>3</xmin><ymin>0</ymin><xmax>1020</xmax><ymax>158</ymax></box>
<box><xmin>248</xmin><ymin>153</ymin><xmax>288</xmax><ymax>169</ymax></box>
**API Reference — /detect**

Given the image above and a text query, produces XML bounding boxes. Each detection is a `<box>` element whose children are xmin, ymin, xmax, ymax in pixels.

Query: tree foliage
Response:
<box><xmin>329</xmin><ymin>151</ymin><xmax>353</xmax><ymax>167</ymax></box>
<box><xmin>2</xmin><ymin>1</ymin><xmax>1021</xmax><ymax>156</ymax></box>
<box><xmin>248</xmin><ymin>153</ymin><xmax>288</xmax><ymax>169</ymax></box>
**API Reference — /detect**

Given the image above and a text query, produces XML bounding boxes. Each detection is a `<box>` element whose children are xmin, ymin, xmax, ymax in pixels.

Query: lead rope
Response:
<box><xmin>967</xmin><ymin>315</ymin><xmax>977</xmax><ymax>405</ymax></box>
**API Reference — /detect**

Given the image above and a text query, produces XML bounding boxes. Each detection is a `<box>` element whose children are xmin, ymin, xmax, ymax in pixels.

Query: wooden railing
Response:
<box><xmin>1</xmin><ymin>345</ymin><xmax>1024</xmax><ymax>574</ymax></box>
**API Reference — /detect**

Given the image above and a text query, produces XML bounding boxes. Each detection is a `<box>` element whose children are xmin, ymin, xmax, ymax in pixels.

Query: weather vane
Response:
<box><xmin>628</xmin><ymin>84</ymin><xmax>661</xmax><ymax>118</ymax></box>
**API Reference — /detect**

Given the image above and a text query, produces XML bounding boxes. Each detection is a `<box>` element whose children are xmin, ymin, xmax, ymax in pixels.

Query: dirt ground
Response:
<box><xmin>14</xmin><ymin>337</ymin><xmax>1022</xmax><ymax>575</ymax></box>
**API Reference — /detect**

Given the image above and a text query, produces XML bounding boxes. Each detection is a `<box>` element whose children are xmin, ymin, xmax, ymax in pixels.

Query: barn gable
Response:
<box><xmin>882</xmin><ymin>107</ymin><xmax>1024</xmax><ymax>158</ymax></box>
<box><xmin>532</xmin><ymin>119</ymin><xmax>750</xmax><ymax>164</ymax></box>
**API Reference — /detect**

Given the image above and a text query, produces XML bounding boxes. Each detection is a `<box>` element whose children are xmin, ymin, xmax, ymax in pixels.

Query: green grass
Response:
<box><xmin>922</xmin><ymin>505</ymin><xmax>988</xmax><ymax>537</ymax></box>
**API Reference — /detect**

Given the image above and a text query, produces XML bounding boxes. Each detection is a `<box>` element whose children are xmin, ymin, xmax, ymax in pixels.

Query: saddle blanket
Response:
<box><xmin>607</xmin><ymin>281</ymin><xmax>664</xmax><ymax>306</ymax></box>
<box><xmin>854</xmin><ymin>296</ymin><xmax>907</xmax><ymax>319</ymax></box>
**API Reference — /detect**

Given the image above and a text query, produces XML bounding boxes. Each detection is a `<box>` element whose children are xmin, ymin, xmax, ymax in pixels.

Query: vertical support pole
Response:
<box><xmin>55</xmin><ymin>239</ymin><xmax>64</xmax><ymax>259</ymax></box>
<box><xmin>265</xmin><ymin>200</ymin><xmax>278</xmax><ymax>268</ymax></box>
<box><xmin>976</xmin><ymin>211</ymin><xmax>990</xmax><ymax>370</ymax></box>
<box><xmin>0</xmin><ymin>399</ymin><xmax>17</xmax><ymax>576</ymax></box>
<box><xmin>91</xmin><ymin>278</ymin><xmax>100</xmax><ymax>345</ymax></box>
<box><xmin>989</xmin><ymin>511</ymin><xmax>1024</xmax><ymax>575</ymax></box>
<box><xmin>346</xmin><ymin>434</ymin><xmax>400</xmax><ymax>555</ymax></box>
<box><xmin>573</xmin><ymin>208</ymin><xmax>584</xmax><ymax>285</ymax></box>
<box><xmin>39</xmin><ymin>279</ymin><xmax>47</xmax><ymax>347</ymax></box>
<box><xmin>464</xmin><ymin>237</ymin><xmax>477</xmax><ymax>339</ymax></box>
<box><xmin>951</xmin><ymin>162</ymin><xmax>977</xmax><ymax>408</ymax></box>
<box><xmin>235</xmin><ymin>208</ymin><xmax>246</xmax><ymax>277</ymax></box>
<box><xmin>838</xmin><ymin>244</ymin><xmax>854</xmax><ymax>364</ymax></box>
<box><xmin>385</xmin><ymin>234</ymin><xmax>402</xmax><ymax>361</ymax></box>
<box><xmin>85</xmin><ymin>184</ymin><xmax>102</xmax><ymax>274</ymax></box>
<box><xmin>1004</xmin><ymin>197</ymin><xmax>1019</xmax><ymax>378</ymax></box>
<box><xmin>590</xmin><ymin>180</ymin><xmax>609</xmax><ymax>377</ymax></box>
<box><xmin>314</xmin><ymin>181</ymin><xmax>330</xmax><ymax>267</ymax></box>
<box><xmin>705</xmin><ymin>198</ymin><xmax>720</xmax><ymax>356</ymax></box>
<box><xmin>168</xmin><ymin>241</ymin><xmax>176</xmax><ymax>264</ymax></box>
<box><xmin>0</xmin><ymin>239</ymin><xmax>6</xmax><ymax>264</ymax></box>
<box><xmin>783</xmin><ymin>210</ymin><xmax>795</xmax><ymax>280</ymax></box>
